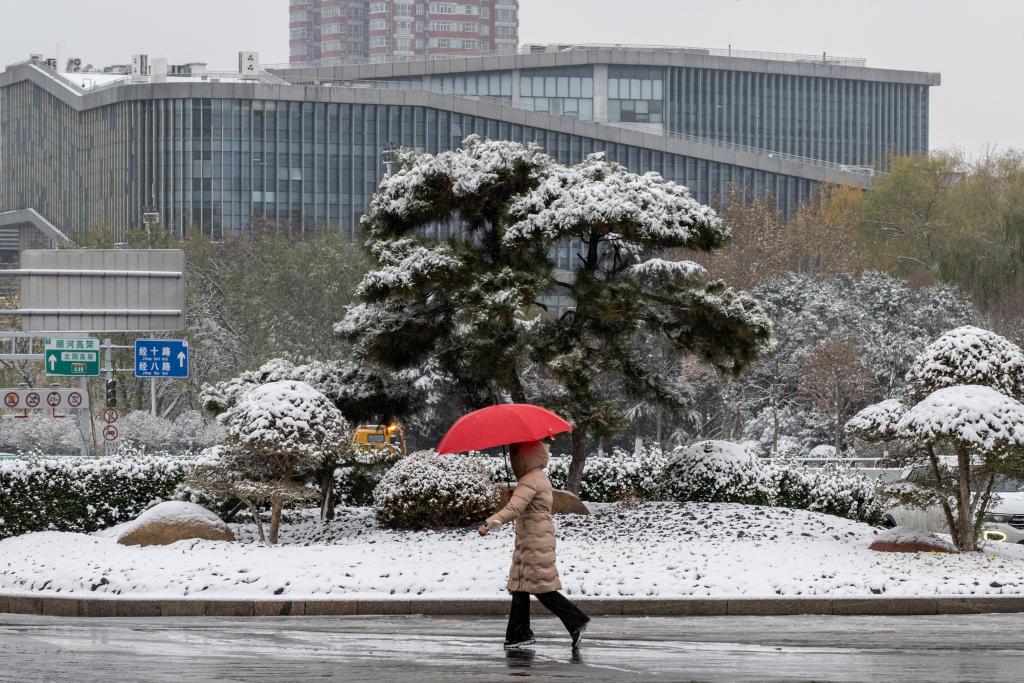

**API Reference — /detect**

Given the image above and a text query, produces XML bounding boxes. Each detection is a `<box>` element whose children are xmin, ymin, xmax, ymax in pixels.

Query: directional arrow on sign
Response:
<box><xmin>48</xmin><ymin>355</ymin><xmax>56</xmax><ymax>371</ymax></box>
<box><xmin>177</xmin><ymin>351</ymin><xmax>186</xmax><ymax>368</ymax></box>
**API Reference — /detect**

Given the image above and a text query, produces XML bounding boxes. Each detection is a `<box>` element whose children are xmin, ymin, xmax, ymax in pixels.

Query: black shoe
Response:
<box><xmin>570</xmin><ymin>622</ymin><xmax>588</xmax><ymax>651</ymax></box>
<box><xmin>504</xmin><ymin>638</ymin><xmax>536</xmax><ymax>650</ymax></box>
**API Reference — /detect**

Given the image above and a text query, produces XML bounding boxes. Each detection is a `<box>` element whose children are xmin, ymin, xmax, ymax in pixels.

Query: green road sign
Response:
<box><xmin>44</xmin><ymin>337</ymin><xmax>100</xmax><ymax>377</ymax></box>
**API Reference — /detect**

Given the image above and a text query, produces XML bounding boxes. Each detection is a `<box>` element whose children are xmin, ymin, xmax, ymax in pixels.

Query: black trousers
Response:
<box><xmin>505</xmin><ymin>591</ymin><xmax>590</xmax><ymax>643</ymax></box>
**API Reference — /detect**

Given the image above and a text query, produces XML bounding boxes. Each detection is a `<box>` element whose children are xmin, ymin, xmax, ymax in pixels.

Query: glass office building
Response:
<box><xmin>0</xmin><ymin>46</ymin><xmax>937</xmax><ymax>243</ymax></box>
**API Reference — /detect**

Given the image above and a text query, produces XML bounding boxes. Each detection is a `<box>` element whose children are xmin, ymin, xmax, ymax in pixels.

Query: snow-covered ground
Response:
<box><xmin>2</xmin><ymin>502</ymin><xmax>1024</xmax><ymax>600</ymax></box>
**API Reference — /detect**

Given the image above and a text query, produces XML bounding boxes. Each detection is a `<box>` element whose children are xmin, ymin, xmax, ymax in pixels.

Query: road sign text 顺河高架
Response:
<box><xmin>44</xmin><ymin>337</ymin><xmax>100</xmax><ymax>376</ymax></box>
<box><xmin>134</xmin><ymin>339</ymin><xmax>189</xmax><ymax>378</ymax></box>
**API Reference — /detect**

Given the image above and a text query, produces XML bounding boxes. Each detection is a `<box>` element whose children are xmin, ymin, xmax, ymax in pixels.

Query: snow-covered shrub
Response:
<box><xmin>0</xmin><ymin>413</ymin><xmax>83</xmax><ymax>455</ymax></box>
<box><xmin>187</xmin><ymin>380</ymin><xmax>351</xmax><ymax>543</ymax></box>
<box><xmin>334</xmin><ymin>446</ymin><xmax>404</xmax><ymax>507</ymax></box>
<box><xmin>806</xmin><ymin>463</ymin><xmax>885</xmax><ymax>525</ymax></box>
<box><xmin>119</xmin><ymin>411</ymin><xmax>178</xmax><ymax>451</ymax></box>
<box><xmin>547</xmin><ymin>446</ymin><xmax>668</xmax><ymax>502</ymax></box>
<box><xmin>118</xmin><ymin>410</ymin><xmax>225</xmax><ymax>453</ymax></box>
<box><xmin>373</xmin><ymin>450</ymin><xmax>499</xmax><ymax>530</ymax></box>
<box><xmin>807</xmin><ymin>444</ymin><xmax>838</xmax><ymax>460</ymax></box>
<box><xmin>0</xmin><ymin>452</ymin><xmax>186</xmax><ymax>539</ymax></box>
<box><xmin>765</xmin><ymin>459</ymin><xmax>883</xmax><ymax>524</ymax></box>
<box><xmin>767</xmin><ymin>458</ymin><xmax>816</xmax><ymax>510</ymax></box>
<box><xmin>172</xmin><ymin>410</ymin><xmax>226</xmax><ymax>450</ymax></box>
<box><xmin>659</xmin><ymin>440</ymin><xmax>773</xmax><ymax>505</ymax></box>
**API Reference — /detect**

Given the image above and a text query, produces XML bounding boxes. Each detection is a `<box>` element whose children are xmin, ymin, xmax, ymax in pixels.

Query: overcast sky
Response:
<box><xmin>2</xmin><ymin>0</ymin><xmax>1020</xmax><ymax>153</ymax></box>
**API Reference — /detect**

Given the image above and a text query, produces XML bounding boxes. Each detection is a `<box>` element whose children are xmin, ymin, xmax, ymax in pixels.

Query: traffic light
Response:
<box><xmin>105</xmin><ymin>379</ymin><xmax>117</xmax><ymax>408</ymax></box>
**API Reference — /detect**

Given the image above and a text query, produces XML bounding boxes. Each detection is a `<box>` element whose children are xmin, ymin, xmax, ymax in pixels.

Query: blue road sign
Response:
<box><xmin>134</xmin><ymin>339</ymin><xmax>189</xmax><ymax>378</ymax></box>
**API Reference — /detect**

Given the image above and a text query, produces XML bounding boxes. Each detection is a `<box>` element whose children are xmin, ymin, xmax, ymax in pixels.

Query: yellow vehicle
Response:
<box><xmin>352</xmin><ymin>423</ymin><xmax>407</xmax><ymax>456</ymax></box>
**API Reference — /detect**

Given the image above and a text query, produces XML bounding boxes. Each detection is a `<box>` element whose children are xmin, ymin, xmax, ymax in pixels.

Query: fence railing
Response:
<box><xmin>268</xmin><ymin>43</ymin><xmax>868</xmax><ymax>71</ymax></box>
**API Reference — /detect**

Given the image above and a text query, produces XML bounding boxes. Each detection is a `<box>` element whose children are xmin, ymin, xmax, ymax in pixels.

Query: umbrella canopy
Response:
<box><xmin>437</xmin><ymin>403</ymin><xmax>573</xmax><ymax>454</ymax></box>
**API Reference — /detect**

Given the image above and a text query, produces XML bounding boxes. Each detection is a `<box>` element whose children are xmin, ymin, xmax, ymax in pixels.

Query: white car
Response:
<box><xmin>883</xmin><ymin>463</ymin><xmax>1024</xmax><ymax>544</ymax></box>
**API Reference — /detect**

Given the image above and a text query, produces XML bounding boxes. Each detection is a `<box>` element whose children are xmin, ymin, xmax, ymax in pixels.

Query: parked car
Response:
<box><xmin>883</xmin><ymin>461</ymin><xmax>1024</xmax><ymax>544</ymax></box>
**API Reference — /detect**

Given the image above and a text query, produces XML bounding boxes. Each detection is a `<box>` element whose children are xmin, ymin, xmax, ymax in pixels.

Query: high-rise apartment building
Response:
<box><xmin>290</xmin><ymin>0</ymin><xmax>519</xmax><ymax>65</ymax></box>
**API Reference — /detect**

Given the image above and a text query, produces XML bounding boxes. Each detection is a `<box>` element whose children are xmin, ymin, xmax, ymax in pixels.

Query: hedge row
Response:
<box><xmin>0</xmin><ymin>450</ymin><xmax>186</xmax><ymax>539</ymax></box>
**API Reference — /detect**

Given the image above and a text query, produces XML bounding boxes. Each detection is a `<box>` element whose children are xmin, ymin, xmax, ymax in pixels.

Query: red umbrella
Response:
<box><xmin>437</xmin><ymin>403</ymin><xmax>573</xmax><ymax>454</ymax></box>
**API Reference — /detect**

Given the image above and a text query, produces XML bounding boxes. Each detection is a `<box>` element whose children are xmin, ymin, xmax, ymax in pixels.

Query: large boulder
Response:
<box><xmin>869</xmin><ymin>526</ymin><xmax>955</xmax><ymax>554</ymax></box>
<box><xmin>116</xmin><ymin>501</ymin><xmax>235</xmax><ymax>546</ymax></box>
<box><xmin>497</xmin><ymin>484</ymin><xmax>590</xmax><ymax>516</ymax></box>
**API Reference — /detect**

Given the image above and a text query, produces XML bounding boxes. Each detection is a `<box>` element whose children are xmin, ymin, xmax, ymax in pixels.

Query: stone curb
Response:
<box><xmin>4</xmin><ymin>595</ymin><xmax>1024</xmax><ymax>618</ymax></box>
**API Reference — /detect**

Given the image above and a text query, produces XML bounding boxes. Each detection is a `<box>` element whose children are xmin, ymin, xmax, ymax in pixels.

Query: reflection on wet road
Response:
<box><xmin>3</xmin><ymin>612</ymin><xmax>1023</xmax><ymax>682</ymax></box>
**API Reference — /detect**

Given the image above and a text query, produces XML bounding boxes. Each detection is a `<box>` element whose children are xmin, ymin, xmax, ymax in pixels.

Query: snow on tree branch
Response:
<box><xmin>905</xmin><ymin>326</ymin><xmax>1024</xmax><ymax>401</ymax></box>
<box><xmin>504</xmin><ymin>153</ymin><xmax>729</xmax><ymax>251</ymax></box>
<box><xmin>845</xmin><ymin>398</ymin><xmax>908</xmax><ymax>442</ymax></box>
<box><xmin>355</xmin><ymin>238</ymin><xmax>463</xmax><ymax>300</ymax></box>
<box><xmin>363</xmin><ymin>135</ymin><xmax>553</xmax><ymax>237</ymax></box>
<box><xmin>896</xmin><ymin>384</ymin><xmax>1024</xmax><ymax>454</ymax></box>
<box><xmin>628</xmin><ymin>258</ymin><xmax>707</xmax><ymax>287</ymax></box>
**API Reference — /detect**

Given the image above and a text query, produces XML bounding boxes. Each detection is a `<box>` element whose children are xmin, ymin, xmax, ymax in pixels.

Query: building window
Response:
<box><xmin>480</xmin><ymin>7</ymin><xmax>489</xmax><ymax>18</ymax></box>
<box><xmin>290</xmin><ymin>27</ymin><xmax>309</xmax><ymax>39</ymax></box>
<box><xmin>496</xmin><ymin>9</ymin><xmax>515</xmax><ymax>21</ymax></box>
<box><xmin>322</xmin><ymin>40</ymin><xmax>343</xmax><ymax>52</ymax></box>
<box><xmin>396</xmin><ymin>3</ymin><xmax>414</xmax><ymax>16</ymax></box>
<box><xmin>429</xmin><ymin>3</ymin><xmax>456</xmax><ymax>14</ymax></box>
<box><xmin>370</xmin><ymin>36</ymin><xmax>387</xmax><ymax>47</ymax></box>
<box><xmin>369</xmin><ymin>18</ymin><xmax>387</xmax><ymax>30</ymax></box>
<box><xmin>459</xmin><ymin>22</ymin><xmax>478</xmax><ymax>32</ymax></box>
<box><xmin>322</xmin><ymin>6</ymin><xmax>342</xmax><ymax>17</ymax></box>
<box><xmin>369</xmin><ymin>2</ymin><xmax>387</xmax><ymax>13</ymax></box>
<box><xmin>323</xmin><ymin>22</ymin><xmax>345</xmax><ymax>34</ymax></box>
<box><xmin>460</xmin><ymin>39</ymin><xmax>477</xmax><ymax>50</ymax></box>
<box><xmin>430</xmin><ymin>20</ymin><xmax>453</xmax><ymax>31</ymax></box>
<box><xmin>496</xmin><ymin>26</ymin><xmax>515</xmax><ymax>38</ymax></box>
<box><xmin>290</xmin><ymin>9</ymin><xmax>308</xmax><ymax>21</ymax></box>
<box><xmin>397</xmin><ymin>38</ymin><xmax>413</xmax><ymax>51</ymax></box>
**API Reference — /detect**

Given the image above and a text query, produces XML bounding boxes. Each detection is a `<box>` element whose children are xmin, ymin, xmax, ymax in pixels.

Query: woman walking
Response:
<box><xmin>479</xmin><ymin>439</ymin><xmax>591</xmax><ymax>651</ymax></box>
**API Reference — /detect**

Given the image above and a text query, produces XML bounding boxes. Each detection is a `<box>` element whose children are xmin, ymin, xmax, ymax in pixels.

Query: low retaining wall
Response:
<box><xmin>3</xmin><ymin>595</ymin><xmax>1024</xmax><ymax>618</ymax></box>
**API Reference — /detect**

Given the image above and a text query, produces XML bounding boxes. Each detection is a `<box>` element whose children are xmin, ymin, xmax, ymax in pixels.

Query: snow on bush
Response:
<box><xmin>801</xmin><ymin>463</ymin><xmax>885</xmax><ymax>525</ymax></box>
<box><xmin>0</xmin><ymin>446</ymin><xmax>186</xmax><ymax>539</ymax></box>
<box><xmin>547</xmin><ymin>446</ymin><xmax>669</xmax><ymax>502</ymax></box>
<box><xmin>0</xmin><ymin>412</ymin><xmax>83</xmax><ymax>455</ymax></box>
<box><xmin>659</xmin><ymin>440</ymin><xmax>773</xmax><ymax>505</ymax></box>
<box><xmin>807</xmin><ymin>444</ymin><xmax>838</xmax><ymax>460</ymax></box>
<box><xmin>373</xmin><ymin>450</ymin><xmax>499</xmax><ymax>530</ymax></box>
<box><xmin>188</xmin><ymin>380</ymin><xmax>351</xmax><ymax>543</ymax></box>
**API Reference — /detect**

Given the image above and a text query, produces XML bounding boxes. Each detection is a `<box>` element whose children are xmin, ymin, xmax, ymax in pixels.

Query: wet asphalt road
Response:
<box><xmin>2</xmin><ymin>612</ymin><xmax>1023</xmax><ymax>682</ymax></box>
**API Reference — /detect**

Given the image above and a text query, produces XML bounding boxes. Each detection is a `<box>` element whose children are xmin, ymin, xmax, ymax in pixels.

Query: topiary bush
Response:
<box><xmin>659</xmin><ymin>440</ymin><xmax>774</xmax><ymax>505</ymax></box>
<box><xmin>372</xmin><ymin>450</ymin><xmax>499</xmax><ymax>530</ymax></box>
<box><xmin>0</xmin><ymin>447</ymin><xmax>187</xmax><ymax>539</ymax></box>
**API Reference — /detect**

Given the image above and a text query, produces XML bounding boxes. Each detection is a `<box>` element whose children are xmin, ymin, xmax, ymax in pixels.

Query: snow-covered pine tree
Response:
<box><xmin>505</xmin><ymin>154</ymin><xmax>773</xmax><ymax>493</ymax></box>
<box><xmin>336</xmin><ymin>135</ymin><xmax>556</xmax><ymax>409</ymax></box>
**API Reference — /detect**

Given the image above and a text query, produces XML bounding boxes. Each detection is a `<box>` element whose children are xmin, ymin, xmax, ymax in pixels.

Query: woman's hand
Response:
<box><xmin>478</xmin><ymin>520</ymin><xmax>499</xmax><ymax>536</ymax></box>
<box><xmin>478</xmin><ymin>524</ymin><xmax>490</xmax><ymax>536</ymax></box>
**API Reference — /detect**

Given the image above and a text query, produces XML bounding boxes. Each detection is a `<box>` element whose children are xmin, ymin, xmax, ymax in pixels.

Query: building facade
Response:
<box><xmin>0</xmin><ymin>46</ymin><xmax>938</xmax><ymax>243</ymax></box>
<box><xmin>290</xmin><ymin>0</ymin><xmax>519</xmax><ymax>66</ymax></box>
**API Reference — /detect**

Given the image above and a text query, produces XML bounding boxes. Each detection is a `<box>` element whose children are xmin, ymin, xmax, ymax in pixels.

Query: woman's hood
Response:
<box><xmin>511</xmin><ymin>441</ymin><xmax>549</xmax><ymax>478</ymax></box>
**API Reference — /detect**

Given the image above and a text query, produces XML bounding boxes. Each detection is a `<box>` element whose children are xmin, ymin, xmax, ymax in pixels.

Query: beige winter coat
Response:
<box><xmin>485</xmin><ymin>442</ymin><xmax>562</xmax><ymax>594</ymax></box>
